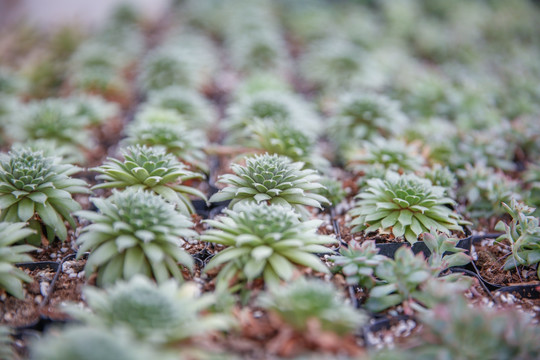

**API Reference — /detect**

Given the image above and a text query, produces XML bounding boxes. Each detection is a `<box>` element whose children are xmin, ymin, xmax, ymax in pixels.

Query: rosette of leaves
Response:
<box><xmin>328</xmin><ymin>92</ymin><xmax>408</xmax><ymax>156</ymax></box>
<box><xmin>414</xmin><ymin>295</ymin><xmax>540</xmax><ymax>360</ymax></box>
<box><xmin>92</xmin><ymin>145</ymin><xmax>207</xmax><ymax>216</ymax></box>
<box><xmin>457</xmin><ymin>164</ymin><xmax>521</xmax><ymax>219</ymax></box>
<box><xmin>0</xmin><ymin>148</ymin><xmax>89</xmax><ymax>244</ymax></box>
<box><xmin>0</xmin><ymin>326</ymin><xmax>15</xmax><ymax>360</ymax></box>
<box><xmin>347</xmin><ymin>138</ymin><xmax>424</xmax><ymax>175</ymax></box>
<box><xmin>234</xmin><ymin>72</ymin><xmax>292</xmax><ymax>98</ymax></box>
<box><xmin>366</xmin><ymin>246</ymin><xmax>468</xmax><ymax>312</ymax></box>
<box><xmin>76</xmin><ymin>189</ymin><xmax>196</xmax><ymax>286</ymax></box>
<box><xmin>12</xmin><ymin>139</ymin><xmax>85</xmax><ymax>165</ymax></box>
<box><xmin>0</xmin><ymin>222</ymin><xmax>36</xmax><ymax>298</ymax></box>
<box><xmin>247</xmin><ymin>119</ymin><xmax>328</xmax><ymax>170</ymax></box>
<box><xmin>9</xmin><ymin>99</ymin><xmax>92</xmax><ymax>152</ymax></box>
<box><xmin>67</xmin><ymin>276</ymin><xmax>232</xmax><ymax>343</ymax></box>
<box><xmin>224</xmin><ymin>91</ymin><xmax>320</xmax><ymax>140</ymax></box>
<box><xmin>202</xmin><ymin>203</ymin><xmax>336</xmax><ymax>289</ymax></box>
<box><xmin>258</xmin><ymin>278</ymin><xmax>366</xmax><ymax>335</ymax></box>
<box><xmin>145</xmin><ymin>86</ymin><xmax>216</xmax><ymax>129</ymax></box>
<box><xmin>422</xmin><ymin>230</ymin><xmax>471</xmax><ymax>270</ymax></box>
<box><xmin>69</xmin><ymin>94</ymin><xmax>120</xmax><ymax>126</ymax></box>
<box><xmin>349</xmin><ymin>171</ymin><xmax>464</xmax><ymax>244</ymax></box>
<box><xmin>422</xmin><ymin>164</ymin><xmax>457</xmax><ymax>198</ymax></box>
<box><xmin>329</xmin><ymin>240</ymin><xmax>385</xmax><ymax>289</ymax></box>
<box><xmin>300</xmin><ymin>38</ymin><xmax>364</xmax><ymax>91</ymax></box>
<box><xmin>209</xmin><ymin>153</ymin><xmax>329</xmax><ymax>218</ymax></box>
<box><xmin>124</xmin><ymin>113</ymin><xmax>208</xmax><ymax>172</ymax></box>
<box><xmin>30</xmin><ymin>326</ymin><xmax>168</xmax><ymax>360</ymax></box>
<box><xmin>137</xmin><ymin>46</ymin><xmax>201</xmax><ymax>93</ymax></box>
<box><xmin>312</xmin><ymin>176</ymin><xmax>346</xmax><ymax>208</ymax></box>
<box><xmin>495</xmin><ymin>199</ymin><xmax>540</xmax><ymax>277</ymax></box>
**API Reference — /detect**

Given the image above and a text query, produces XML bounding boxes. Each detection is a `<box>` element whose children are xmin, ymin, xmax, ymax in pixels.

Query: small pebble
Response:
<box><xmin>34</xmin><ymin>295</ymin><xmax>43</xmax><ymax>304</ymax></box>
<box><xmin>69</xmin><ymin>273</ymin><xmax>77</xmax><ymax>279</ymax></box>
<box><xmin>78</xmin><ymin>271</ymin><xmax>85</xmax><ymax>279</ymax></box>
<box><xmin>50</xmin><ymin>253</ymin><xmax>56</xmax><ymax>259</ymax></box>
<box><xmin>40</xmin><ymin>282</ymin><xmax>50</xmax><ymax>297</ymax></box>
<box><xmin>4</xmin><ymin>313</ymin><xmax>13</xmax><ymax>321</ymax></box>
<box><xmin>60</xmin><ymin>247</ymin><xmax>68</xmax><ymax>253</ymax></box>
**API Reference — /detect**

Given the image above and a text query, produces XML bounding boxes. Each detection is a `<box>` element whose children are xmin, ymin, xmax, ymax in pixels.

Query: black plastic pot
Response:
<box><xmin>15</xmin><ymin>261</ymin><xmax>61</xmax><ymax>307</ymax></box>
<box><xmin>362</xmin><ymin>315</ymin><xmax>417</xmax><ymax>349</ymax></box>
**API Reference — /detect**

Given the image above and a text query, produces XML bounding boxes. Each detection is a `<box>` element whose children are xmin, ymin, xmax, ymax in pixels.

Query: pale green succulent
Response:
<box><xmin>12</xmin><ymin>139</ymin><xmax>85</xmax><ymax>165</ymax></box>
<box><xmin>145</xmin><ymin>86</ymin><xmax>216</xmax><ymax>129</ymax></box>
<box><xmin>524</xmin><ymin>163</ymin><xmax>540</xmax><ymax>215</ymax></box>
<box><xmin>347</xmin><ymin>138</ymin><xmax>424</xmax><ymax>175</ymax></box>
<box><xmin>457</xmin><ymin>164</ymin><xmax>521</xmax><ymax>219</ymax></box>
<box><xmin>209</xmin><ymin>153</ymin><xmax>329</xmax><ymax>218</ymax></box>
<box><xmin>422</xmin><ymin>230</ymin><xmax>471</xmax><ymax>270</ymax></box>
<box><xmin>234</xmin><ymin>72</ymin><xmax>292</xmax><ymax>98</ymax></box>
<box><xmin>312</xmin><ymin>176</ymin><xmax>346</xmax><ymax>208</ymax></box>
<box><xmin>0</xmin><ymin>222</ymin><xmax>36</xmax><ymax>299</ymax></box>
<box><xmin>9</xmin><ymin>99</ymin><xmax>92</xmax><ymax>152</ymax></box>
<box><xmin>124</xmin><ymin>118</ymin><xmax>208</xmax><ymax>172</ymax></box>
<box><xmin>69</xmin><ymin>94</ymin><xmax>120</xmax><ymax>126</ymax></box>
<box><xmin>224</xmin><ymin>91</ymin><xmax>320</xmax><ymax>140</ymax></box>
<box><xmin>258</xmin><ymin>278</ymin><xmax>366</xmax><ymax>335</ymax></box>
<box><xmin>67</xmin><ymin>276</ymin><xmax>232</xmax><ymax>343</ymax></box>
<box><xmin>30</xmin><ymin>326</ymin><xmax>168</xmax><ymax>360</ymax></box>
<box><xmin>76</xmin><ymin>189</ymin><xmax>196</xmax><ymax>286</ymax></box>
<box><xmin>349</xmin><ymin>171</ymin><xmax>464</xmax><ymax>244</ymax></box>
<box><xmin>328</xmin><ymin>92</ymin><xmax>408</xmax><ymax>156</ymax></box>
<box><xmin>0</xmin><ymin>326</ymin><xmax>15</xmax><ymax>360</ymax></box>
<box><xmin>0</xmin><ymin>148</ymin><xmax>89</xmax><ymax>244</ymax></box>
<box><xmin>329</xmin><ymin>240</ymin><xmax>385</xmax><ymax>289</ymax></box>
<box><xmin>92</xmin><ymin>145</ymin><xmax>207</xmax><ymax>215</ymax></box>
<box><xmin>495</xmin><ymin>199</ymin><xmax>540</xmax><ymax>278</ymax></box>
<box><xmin>202</xmin><ymin>203</ymin><xmax>336</xmax><ymax>290</ymax></box>
<box><xmin>422</xmin><ymin>164</ymin><xmax>457</xmax><ymax>198</ymax></box>
<box><xmin>247</xmin><ymin>119</ymin><xmax>328</xmax><ymax>169</ymax></box>
<box><xmin>366</xmin><ymin>246</ymin><xmax>469</xmax><ymax>312</ymax></box>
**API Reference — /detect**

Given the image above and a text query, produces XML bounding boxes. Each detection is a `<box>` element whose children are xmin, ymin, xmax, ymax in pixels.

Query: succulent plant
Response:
<box><xmin>495</xmin><ymin>199</ymin><xmax>540</xmax><ymax>277</ymax></box>
<box><xmin>422</xmin><ymin>230</ymin><xmax>471</xmax><ymax>270</ymax></box>
<box><xmin>366</xmin><ymin>246</ymin><xmax>469</xmax><ymax>312</ymax></box>
<box><xmin>92</xmin><ymin>145</ymin><xmax>207</xmax><ymax>216</ymax></box>
<box><xmin>124</xmin><ymin>112</ymin><xmax>208</xmax><ymax>172</ymax></box>
<box><xmin>329</xmin><ymin>240</ymin><xmax>385</xmax><ymax>289</ymax></box>
<box><xmin>224</xmin><ymin>91</ymin><xmax>320</xmax><ymax>140</ymax></box>
<box><xmin>69</xmin><ymin>94</ymin><xmax>120</xmax><ymax>126</ymax></box>
<box><xmin>0</xmin><ymin>67</ymin><xmax>26</xmax><ymax>95</ymax></box>
<box><xmin>415</xmin><ymin>295</ymin><xmax>540</xmax><ymax>360</ymax></box>
<box><xmin>209</xmin><ymin>153</ymin><xmax>329</xmax><ymax>218</ymax></box>
<box><xmin>258</xmin><ymin>277</ymin><xmax>366</xmax><ymax>335</ymax></box>
<box><xmin>312</xmin><ymin>176</ymin><xmax>346</xmax><ymax>208</ymax></box>
<box><xmin>349</xmin><ymin>171</ymin><xmax>464</xmax><ymax>244</ymax></box>
<box><xmin>0</xmin><ymin>222</ymin><xmax>36</xmax><ymax>298</ymax></box>
<box><xmin>347</xmin><ymin>138</ymin><xmax>424</xmax><ymax>175</ymax></box>
<box><xmin>30</xmin><ymin>326</ymin><xmax>168</xmax><ymax>360</ymax></box>
<box><xmin>457</xmin><ymin>164</ymin><xmax>521</xmax><ymax>219</ymax></box>
<box><xmin>0</xmin><ymin>148</ymin><xmax>89</xmax><ymax>244</ymax></box>
<box><xmin>523</xmin><ymin>163</ymin><xmax>540</xmax><ymax>215</ymax></box>
<box><xmin>12</xmin><ymin>139</ymin><xmax>85</xmax><ymax>165</ymax></box>
<box><xmin>9</xmin><ymin>99</ymin><xmax>92</xmax><ymax>151</ymax></box>
<box><xmin>247</xmin><ymin>119</ymin><xmax>328</xmax><ymax>169</ymax></box>
<box><xmin>76</xmin><ymin>189</ymin><xmax>196</xmax><ymax>286</ymax></box>
<box><xmin>0</xmin><ymin>326</ymin><xmax>15</xmax><ymax>360</ymax></box>
<box><xmin>328</xmin><ymin>92</ymin><xmax>408</xmax><ymax>156</ymax></box>
<box><xmin>145</xmin><ymin>86</ymin><xmax>216</xmax><ymax>129</ymax></box>
<box><xmin>234</xmin><ymin>72</ymin><xmax>292</xmax><ymax>98</ymax></box>
<box><xmin>202</xmin><ymin>203</ymin><xmax>336</xmax><ymax>289</ymax></box>
<box><xmin>422</xmin><ymin>164</ymin><xmax>457</xmax><ymax>198</ymax></box>
<box><xmin>67</xmin><ymin>276</ymin><xmax>232</xmax><ymax>343</ymax></box>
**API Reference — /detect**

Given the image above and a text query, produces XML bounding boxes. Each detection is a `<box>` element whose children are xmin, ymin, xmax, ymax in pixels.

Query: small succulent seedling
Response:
<box><xmin>312</xmin><ymin>176</ymin><xmax>346</xmax><ymax>208</ymax></box>
<box><xmin>457</xmin><ymin>164</ymin><xmax>521</xmax><ymax>219</ymax></box>
<box><xmin>422</xmin><ymin>164</ymin><xmax>457</xmax><ymax>198</ymax></box>
<box><xmin>76</xmin><ymin>189</ymin><xmax>195</xmax><ymax>286</ymax></box>
<box><xmin>0</xmin><ymin>326</ymin><xmax>15</xmax><ymax>360</ymax></box>
<box><xmin>92</xmin><ymin>145</ymin><xmax>207</xmax><ymax>215</ymax></box>
<box><xmin>329</xmin><ymin>240</ymin><xmax>385</xmax><ymax>289</ymax></box>
<box><xmin>67</xmin><ymin>275</ymin><xmax>232</xmax><ymax>343</ymax></box>
<box><xmin>0</xmin><ymin>149</ymin><xmax>89</xmax><ymax>244</ymax></box>
<box><xmin>10</xmin><ymin>99</ymin><xmax>92</xmax><ymax>151</ymax></box>
<box><xmin>415</xmin><ymin>295</ymin><xmax>540</xmax><ymax>359</ymax></box>
<box><xmin>209</xmin><ymin>153</ymin><xmax>329</xmax><ymax>218</ymax></box>
<box><xmin>202</xmin><ymin>203</ymin><xmax>336</xmax><ymax>290</ymax></box>
<box><xmin>12</xmin><ymin>139</ymin><xmax>85</xmax><ymax>165</ymax></box>
<box><xmin>347</xmin><ymin>137</ymin><xmax>424</xmax><ymax>175</ymax></box>
<box><xmin>328</xmin><ymin>92</ymin><xmax>408</xmax><ymax>156</ymax></box>
<box><xmin>366</xmin><ymin>246</ymin><xmax>468</xmax><ymax>312</ymax></box>
<box><xmin>422</xmin><ymin>230</ymin><xmax>471</xmax><ymax>270</ymax></box>
<box><xmin>124</xmin><ymin>111</ymin><xmax>208</xmax><ymax>172</ymax></box>
<box><xmin>0</xmin><ymin>222</ymin><xmax>36</xmax><ymax>298</ymax></box>
<box><xmin>145</xmin><ymin>86</ymin><xmax>216</xmax><ymax>129</ymax></box>
<box><xmin>224</xmin><ymin>91</ymin><xmax>320</xmax><ymax>141</ymax></box>
<box><xmin>258</xmin><ymin>277</ymin><xmax>366</xmax><ymax>335</ymax></box>
<box><xmin>248</xmin><ymin>119</ymin><xmax>327</xmax><ymax>169</ymax></box>
<box><xmin>69</xmin><ymin>94</ymin><xmax>120</xmax><ymax>126</ymax></box>
<box><xmin>30</xmin><ymin>325</ymin><xmax>167</xmax><ymax>360</ymax></box>
<box><xmin>495</xmin><ymin>199</ymin><xmax>540</xmax><ymax>277</ymax></box>
<box><xmin>349</xmin><ymin>171</ymin><xmax>464</xmax><ymax>244</ymax></box>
